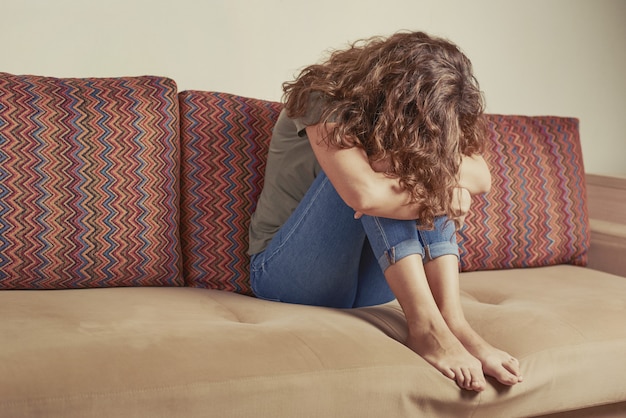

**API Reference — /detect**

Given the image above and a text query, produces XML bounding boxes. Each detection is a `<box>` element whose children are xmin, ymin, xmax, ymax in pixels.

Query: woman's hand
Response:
<box><xmin>357</xmin><ymin>187</ymin><xmax>470</xmax><ymax>225</ymax></box>
<box><xmin>451</xmin><ymin>187</ymin><xmax>471</xmax><ymax>227</ymax></box>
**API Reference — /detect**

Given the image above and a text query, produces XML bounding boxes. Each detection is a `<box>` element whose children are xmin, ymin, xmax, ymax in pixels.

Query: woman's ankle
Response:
<box><xmin>444</xmin><ymin>317</ymin><xmax>495</xmax><ymax>354</ymax></box>
<box><xmin>438</xmin><ymin>309</ymin><xmax>468</xmax><ymax>331</ymax></box>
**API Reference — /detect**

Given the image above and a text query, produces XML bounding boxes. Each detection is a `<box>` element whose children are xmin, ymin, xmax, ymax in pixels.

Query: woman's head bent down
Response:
<box><xmin>282</xmin><ymin>31</ymin><xmax>486</xmax><ymax>228</ymax></box>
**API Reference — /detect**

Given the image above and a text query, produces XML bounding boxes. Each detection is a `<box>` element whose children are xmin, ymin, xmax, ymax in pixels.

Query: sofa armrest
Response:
<box><xmin>586</xmin><ymin>173</ymin><xmax>626</xmax><ymax>277</ymax></box>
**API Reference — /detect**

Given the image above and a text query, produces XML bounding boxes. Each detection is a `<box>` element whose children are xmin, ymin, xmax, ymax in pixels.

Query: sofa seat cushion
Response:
<box><xmin>1</xmin><ymin>265</ymin><xmax>625</xmax><ymax>417</ymax></box>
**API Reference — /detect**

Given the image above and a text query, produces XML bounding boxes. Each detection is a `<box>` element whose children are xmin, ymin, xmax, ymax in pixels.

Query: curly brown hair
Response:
<box><xmin>282</xmin><ymin>31</ymin><xmax>487</xmax><ymax>228</ymax></box>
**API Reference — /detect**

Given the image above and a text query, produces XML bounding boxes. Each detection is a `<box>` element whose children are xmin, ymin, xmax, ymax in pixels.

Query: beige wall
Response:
<box><xmin>3</xmin><ymin>0</ymin><xmax>625</xmax><ymax>175</ymax></box>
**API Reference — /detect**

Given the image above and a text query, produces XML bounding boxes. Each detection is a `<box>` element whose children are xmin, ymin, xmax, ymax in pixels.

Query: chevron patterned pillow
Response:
<box><xmin>178</xmin><ymin>91</ymin><xmax>588</xmax><ymax>293</ymax></box>
<box><xmin>0</xmin><ymin>73</ymin><xmax>182</xmax><ymax>289</ymax></box>
<box><xmin>458</xmin><ymin>115</ymin><xmax>590</xmax><ymax>271</ymax></box>
<box><xmin>179</xmin><ymin>91</ymin><xmax>282</xmax><ymax>294</ymax></box>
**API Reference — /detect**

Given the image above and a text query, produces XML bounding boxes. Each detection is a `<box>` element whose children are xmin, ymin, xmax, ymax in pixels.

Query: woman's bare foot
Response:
<box><xmin>420</xmin><ymin>254</ymin><xmax>523</xmax><ymax>387</ymax></box>
<box><xmin>405</xmin><ymin>319</ymin><xmax>486</xmax><ymax>392</ymax></box>
<box><xmin>381</xmin><ymin>254</ymin><xmax>487</xmax><ymax>392</ymax></box>
<box><xmin>447</xmin><ymin>319</ymin><xmax>523</xmax><ymax>386</ymax></box>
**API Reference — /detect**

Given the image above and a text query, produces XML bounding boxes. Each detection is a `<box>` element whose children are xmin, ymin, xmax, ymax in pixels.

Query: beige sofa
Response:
<box><xmin>1</xmin><ymin>72</ymin><xmax>625</xmax><ymax>417</ymax></box>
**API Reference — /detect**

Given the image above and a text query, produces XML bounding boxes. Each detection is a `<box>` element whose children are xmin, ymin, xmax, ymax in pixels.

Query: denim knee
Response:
<box><xmin>360</xmin><ymin>216</ymin><xmax>425</xmax><ymax>273</ymax></box>
<box><xmin>418</xmin><ymin>216</ymin><xmax>459</xmax><ymax>261</ymax></box>
<box><xmin>377</xmin><ymin>238</ymin><xmax>425</xmax><ymax>272</ymax></box>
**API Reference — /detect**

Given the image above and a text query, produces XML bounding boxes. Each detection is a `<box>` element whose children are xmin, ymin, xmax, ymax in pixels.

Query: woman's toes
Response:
<box><xmin>457</xmin><ymin>368</ymin><xmax>485</xmax><ymax>391</ymax></box>
<box><xmin>471</xmin><ymin>379</ymin><xmax>486</xmax><ymax>391</ymax></box>
<box><xmin>479</xmin><ymin>353</ymin><xmax>523</xmax><ymax>386</ymax></box>
<box><xmin>492</xmin><ymin>365</ymin><xmax>520</xmax><ymax>385</ymax></box>
<box><xmin>503</xmin><ymin>357</ymin><xmax>523</xmax><ymax>383</ymax></box>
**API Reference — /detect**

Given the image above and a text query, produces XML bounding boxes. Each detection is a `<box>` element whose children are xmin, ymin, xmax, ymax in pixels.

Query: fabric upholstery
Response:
<box><xmin>0</xmin><ymin>73</ymin><xmax>182</xmax><ymax>289</ymax></box>
<box><xmin>458</xmin><ymin>115</ymin><xmax>590</xmax><ymax>271</ymax></box>
<box><xmin>1</xmin><ymin>265</ymin><xmax>625</xmax><ymax>417</ymax></box>
<box><xmin>179</xmin><ymin>91</ymin><xmax>282</xmax><ymax>293</ymax></box>
<box><xmin>179</xmin><ymin>93</ymin><xmax>590</xmax><ymax>293</ymax></box>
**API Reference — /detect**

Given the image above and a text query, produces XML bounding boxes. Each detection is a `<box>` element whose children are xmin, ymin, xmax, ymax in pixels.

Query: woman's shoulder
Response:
<box><xmin>277</xmin><ymin>93</ymin><xmax>330</xmax><ymax>139</ymax></box>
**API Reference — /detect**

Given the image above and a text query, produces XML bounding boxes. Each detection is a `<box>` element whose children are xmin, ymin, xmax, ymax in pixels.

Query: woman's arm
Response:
<box><xmin>458</xmin><ymin>154</ymin><xmax>491</xmax><ymax>195</ymax></box>
<box><xmin>306</xmin><ymin>123</ymin><xmax>491</xmax><ymax>219</ymax></box>
<box><xmin>306</xmin><ymin>123</ymin><xmax>422</xmax><ymax>220</ymax></box>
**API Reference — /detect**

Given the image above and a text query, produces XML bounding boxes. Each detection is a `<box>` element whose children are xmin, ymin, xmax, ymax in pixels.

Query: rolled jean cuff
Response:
<box><xmin>376</xmin><ymin>238</ymin><xmax>424</xmax><ymax>273</ymax></box>
<box><xmin>423</xmin><ymin>240</ymin><xmax>459</xmax><ymax>261</ymax></box>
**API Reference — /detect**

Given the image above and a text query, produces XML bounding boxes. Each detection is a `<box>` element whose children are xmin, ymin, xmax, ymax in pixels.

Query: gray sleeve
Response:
<box><xmin>294</xmin><ymin>93</ymin><xmax>327</xmax><ymax>137</ymax></box>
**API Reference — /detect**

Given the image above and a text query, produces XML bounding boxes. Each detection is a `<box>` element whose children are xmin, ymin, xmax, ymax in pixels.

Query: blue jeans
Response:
<box><xmin>250</xmin><ymin>172</ymin><xmax>458</xmax><ymax>308</ymax></box>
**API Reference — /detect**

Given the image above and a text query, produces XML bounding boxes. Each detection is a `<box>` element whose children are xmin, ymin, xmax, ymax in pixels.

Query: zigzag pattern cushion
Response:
<box><xmin>458</xmin><ymin>115</ymin><xmax>589</xmax><ymax>271</ymax></box>
<box><xmin>0</xmin><ymin>73</ymin><xmax>182</xmax><ymax>289</ymax></box>
<box><xmin>179</xmin><ymin>91</ymin><xmax>281</xmax><ymax>294</ymax></box>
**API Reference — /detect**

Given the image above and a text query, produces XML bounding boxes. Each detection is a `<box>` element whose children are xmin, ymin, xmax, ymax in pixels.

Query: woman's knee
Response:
<box><xmin>418</xmin><ymin>216</ymin><xmax>459</xmax><ymax>261</ymax></box>
<box><xmin>360</xmin><ymin>215</ymin><xmax>425</xmax><ymax>272</ymax></box>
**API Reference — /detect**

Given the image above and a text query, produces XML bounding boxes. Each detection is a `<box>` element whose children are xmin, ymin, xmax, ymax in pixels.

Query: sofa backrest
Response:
<box><xmin>0</xmin><ymin>73</ymin><xmax>589</xmax><ymax>293</ymax></box>
<box><xmin>458</xmin><ymin>115</ymin><xmax>589</xmax><ymax>271</ymax></box>
<box><xmin>178</xmin><ymin>93</ymin><xmax>590</xmax><ymax>295</ymax></box>
<box><xmin>0</xmin><ymin>73</ymin><xmax>182</xmax><ymax>289</ymax></box>
<box><xmin>179</xmin><ymin>91</ymin><xmax>282</xmax><ymax>294</ymax></box>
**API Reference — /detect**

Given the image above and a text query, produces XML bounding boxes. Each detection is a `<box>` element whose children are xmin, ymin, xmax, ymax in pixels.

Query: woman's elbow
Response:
<box><xmin>341</xmin><ymin>187</ymin><xmax>384</xmax><ymax>216</ymax></box>
<box><xmin>459</xmin><ymin>154</ymin><xmax>492</xmax><ymax>195</ymax></box>
<box><xmin>467</xmin><ymin>175</ymin><xmax>491</xmax><ymax>196</ymax></box>
<box><xmin>343</xmin><ymin>193</ymin><xmax>373</xmax><ymax>215</ymax></box>
<box><xmin>477</xmin><ymin>172</ymin><xmax>492</xmax><ymax>195</ymax></box>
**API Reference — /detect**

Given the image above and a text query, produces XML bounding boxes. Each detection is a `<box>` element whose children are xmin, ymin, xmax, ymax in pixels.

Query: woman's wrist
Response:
<box><xmin>451</xmin><ymin>187</ymin><xmax>472</xmax><ymax>226</ymax></box>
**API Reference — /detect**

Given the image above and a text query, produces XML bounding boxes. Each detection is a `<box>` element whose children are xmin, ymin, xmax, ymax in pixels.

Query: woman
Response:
<box><xmin>249</xmin><ymin>31</ymin><xmax>523</xmax><ymax>391</ymax></box>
